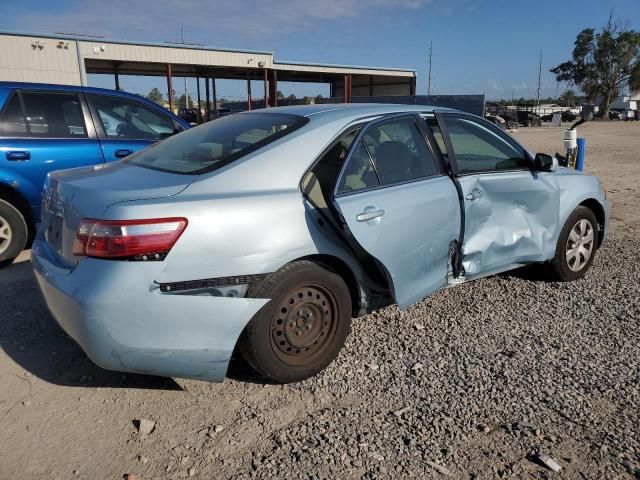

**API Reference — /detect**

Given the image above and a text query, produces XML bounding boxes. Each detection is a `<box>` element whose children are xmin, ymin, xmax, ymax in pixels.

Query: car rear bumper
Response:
<box><xmin>31</xmin><ymin>236</ymin><xmax>268</xmax><ymax>382</ymax></box>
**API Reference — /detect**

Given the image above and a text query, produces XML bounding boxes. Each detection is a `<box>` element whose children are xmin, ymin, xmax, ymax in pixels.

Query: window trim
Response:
<box><xmin>436</xmin><ymin>112</ymin><xmax>533</xmax><ymax>177</ymax></box>
<box><xmin>333</xmin><ymin>113</ymin><xmax>447</xmax><ymax>198</ymax></box>
<box><xmin>86</xmin><ymin>92</ymin><xmax>178</xmax><ymax>141</ymax></box>
<box><xmin>0</xmin><ymin>89</ymin><xmax>95</xmax><ymax>140</ymax></box>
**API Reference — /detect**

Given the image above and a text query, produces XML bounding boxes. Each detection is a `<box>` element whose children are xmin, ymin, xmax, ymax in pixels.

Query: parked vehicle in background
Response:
<box><xmin>608</xmin><ymin>109</ymin><xmax>623</xmax><ymax>120</ymax></box>
<box><xmin>32</xmin><ymin>104</ymin><xmax>610</xmax><ymax>384</ymax></box>
<box><xmin>634</xmin><ymin>110</ymin><xmax>640</xmax><ymax>121</ymax></box>
<box><xmin>541</xmin><ymin>110</ymin><xmax>578</xmax><ymax>123</ymax></box>
<box><xmin>516</xmin><ymin>111</ymin><xmax>541</xmax><ymax>127</ymax></box>
<box><xmin>178</xmin><ymin>108</ymin><xmax>199</xmax><ymax>124</ymax></box>
<box><xmin>207</xmin><ymin>108</ymin><xmax>232</xmax><ymax>121</ymax></box>
<box><xmin>0</xmin><ymin>82</ymin><xmax>190</xmax><ymax>265</ymax></box>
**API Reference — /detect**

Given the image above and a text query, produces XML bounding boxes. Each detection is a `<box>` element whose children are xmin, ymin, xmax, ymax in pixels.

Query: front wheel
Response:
<box><xmin>0</xmin><ymin>199</ymin><xmax>28</xmax><ymax>267</ymax></box>
<box><xmin>546</xmin><ymin>206</ymin><xmax>599</xmax><ymax>281</ymax></box>
<box><xmin>239</xmin><ymin>260</ymin><xmax>352</xmax><ymax>383</ymax></box>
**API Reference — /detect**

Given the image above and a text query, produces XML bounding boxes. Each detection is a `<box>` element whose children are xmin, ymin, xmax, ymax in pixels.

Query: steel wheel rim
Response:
<box><xmin>565</xmin><ymin>218</ymin><xmax>594</xmax><ymax>272</ymax></box>
<box><xmin>270</xmin><ymin>284</ymin><xmax>338</xmax><ymax>366</ymax></box>
<box><xmin>0</xmin><ymin>215</ymin><xmax>11</xmax><ymax>255</ymax></box>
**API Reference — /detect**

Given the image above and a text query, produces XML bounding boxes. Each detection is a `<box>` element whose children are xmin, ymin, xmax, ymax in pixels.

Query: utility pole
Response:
<box><xmin>427</xmin><ymin>42</ymin><xmax>433</xmax><ymax>97</ymax></box>
<box><xmin>182</xmin><ymin>24</ymin><xmax>189</xmax><ymax>109</ymax></box>
<box><xmin>536</xmin><ymin>50</ymin><xmax>542</xmax><ymax>106</ymax></box>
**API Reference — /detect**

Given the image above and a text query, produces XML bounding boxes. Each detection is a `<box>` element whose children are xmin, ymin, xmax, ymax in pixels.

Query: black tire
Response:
<box><xmin>546</xmin><ymin>206</ymin><xmax>599</xmax><ymax>281</ymax></box>
<box><xmin>0</xmin><ymin>199</ymin><xmax>28</xmax><ymax>267</ymax></box>
<box><xmin>239</xmin><ymin>260</ymin><xmax>352</xmax><ymax>383</ymax></box>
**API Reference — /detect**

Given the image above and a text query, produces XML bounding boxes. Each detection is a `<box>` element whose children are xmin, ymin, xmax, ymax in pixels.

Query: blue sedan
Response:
<box><xmin>32</xmin><ymin>104</ymin><xmax>610</xmax><ymax>383</ymax></box>
<box><xmin>0</xmin><ymin>82</ymin><xmax>190</xmax><ymax>265</ymax></box>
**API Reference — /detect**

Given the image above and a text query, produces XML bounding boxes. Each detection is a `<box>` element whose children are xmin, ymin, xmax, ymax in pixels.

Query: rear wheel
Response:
<box><xmin>239</xmin><ymin>260</ymin><xmax>352</xmax><ymax>383</ymax></box>
<box><xmin>0</xmin><ymin>199</ymin><xmax>28</xmax><ymax>267</ymax></box>
<box><xmin>546</xmin><ymin>206</ymin><xmax>599</xmax><ymax>281</ymax></box>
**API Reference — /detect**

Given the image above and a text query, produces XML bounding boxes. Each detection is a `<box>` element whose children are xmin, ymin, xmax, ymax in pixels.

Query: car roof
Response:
<box><xmin>243</xmin><ymin>103</ymin><xmax>455</xmax><ymax>124</ymax></box>
<box><xmin>0</xmin><ymin>81</ymin><xmax>158</xmax><ymax>103</ymax></box>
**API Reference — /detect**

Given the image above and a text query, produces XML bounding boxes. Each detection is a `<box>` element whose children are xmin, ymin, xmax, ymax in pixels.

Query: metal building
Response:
<box><xmin>0</xmin><ymin>31</ymin><xmax>416</xmax><ymax>112</ymax></box>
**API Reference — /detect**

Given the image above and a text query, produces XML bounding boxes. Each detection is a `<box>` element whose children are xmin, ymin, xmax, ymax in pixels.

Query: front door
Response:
<box><xmin>436</xmin><ymin>113</ymin><xmax>560</xmax><ymax>277</ymax></box>
<box><xmin>86</xmin><ymin>93</ymin><xmax>180</xmax><ymax>162</ymax></box>
<box><xmin>333</xmin><ymin>114</ymin><xmax>460</xmax><ymax>308</ymax></box>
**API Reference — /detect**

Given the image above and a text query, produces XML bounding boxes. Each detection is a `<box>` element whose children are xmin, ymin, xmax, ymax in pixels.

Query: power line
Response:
<box><xmin>427</xmin><ymin>42</ymin><xmax>433</xmax><ymax>97</ymax></box>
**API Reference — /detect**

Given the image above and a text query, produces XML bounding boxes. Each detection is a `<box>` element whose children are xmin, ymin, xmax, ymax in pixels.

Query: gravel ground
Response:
<box><xmin>0</xmin><ymin>121</ymin><xmax>638</xmax><ymax>479</ymax></box>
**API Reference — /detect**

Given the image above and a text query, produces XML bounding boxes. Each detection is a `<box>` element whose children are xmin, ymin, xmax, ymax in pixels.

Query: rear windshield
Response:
<box><xmin>127</xmin><ymin>112</ymin><xmax>307</xmax><ymax>174</ymax></box>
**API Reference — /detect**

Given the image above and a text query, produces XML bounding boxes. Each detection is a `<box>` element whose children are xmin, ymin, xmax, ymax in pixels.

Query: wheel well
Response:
<box><xmin>299</xmin><ymin>254</ymin><xmax>364</xmax><ymax>317</ymax></box>
<box><xmin>579</xmin><ymin>198</ymin><xmax>605</xmax><ymax>248</ymax></box>
<box><xmin>0</xmin><ymin>184</ymin><xmax>33</xmax><ymax>231</ymax></box>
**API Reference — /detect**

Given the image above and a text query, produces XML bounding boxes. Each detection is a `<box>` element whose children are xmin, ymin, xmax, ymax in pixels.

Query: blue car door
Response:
<box><xmin>0</xmin><ymin>89</ymin><xmax>104</xmax><ymax>215</ymax></box>
<box><xmin>333</xmin><ymin>114</ymin><xmax>461</xmax><ymax>308</ymax></box>
<box><xmin>435</xmin><ymin>112</ymin><xmax>560</xmax><ymax>277</ymax></box>
<box><xmin>86</xmin><ymin>93</ymin><xmax>181</xmax><ymax>162</ymax></box>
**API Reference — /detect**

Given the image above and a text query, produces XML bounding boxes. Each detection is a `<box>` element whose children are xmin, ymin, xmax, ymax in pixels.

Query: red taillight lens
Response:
<box><xmin>73</xmin><ymin>218</ymin><xmax>187</xmax><ymax>259</ymax></box>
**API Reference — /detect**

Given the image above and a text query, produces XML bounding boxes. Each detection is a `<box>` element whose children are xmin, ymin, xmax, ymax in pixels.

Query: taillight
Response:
<box><xmin>73</xmin><ymin>218</ymin><xmax>187</xmax><ymax>260</ymax></box>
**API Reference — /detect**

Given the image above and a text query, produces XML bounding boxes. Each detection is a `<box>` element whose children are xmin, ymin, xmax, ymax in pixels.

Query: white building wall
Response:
<box><xmin>0</xmin><ymin>34</ymin><xmax>82</xmax><ymax>85</ymax></box>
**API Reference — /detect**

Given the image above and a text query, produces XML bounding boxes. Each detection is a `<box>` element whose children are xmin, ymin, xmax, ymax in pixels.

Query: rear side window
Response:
<box><xmin>88</xmin><ymin>94</ymin><xmax>177</xmax><ymax>140</ymax></box>
<box><xmin>21</xmin><ymin>92</ymin><xmax>87</xmax><ymax>138</ymax></box>
<box><xmin>337</xmin><ymin>116</ymin><xmax>439</xmax><ymax>194</ymax></box>
<box><xmin>127</xmin><ymin>113</ymin><xmax>308</xmax><ymax>174</ymax></box>
<box><xmin>0</xmin><ymin>93</ymin><xmax>27</xmax><ymax>136</ymax></box>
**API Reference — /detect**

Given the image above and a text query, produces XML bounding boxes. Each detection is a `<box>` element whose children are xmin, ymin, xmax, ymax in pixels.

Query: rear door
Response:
<box><xmin>333</xmin><ymin>114</ymin><xmax>460</xmax><ymax>308</ymax></box>
<box><xmin>86</xmin><ymin>93</ymin><xmax>182</xmax><ymax>162</ymax></box>
<box><xmin>435</xmin><ymin>112</ymin><xmax>560</xmax><ymax>276</ymax></box>
<box><xmin>0</xmin><ymin>89</ymin><xmax>103</xmax><ymax>214</ymax></box>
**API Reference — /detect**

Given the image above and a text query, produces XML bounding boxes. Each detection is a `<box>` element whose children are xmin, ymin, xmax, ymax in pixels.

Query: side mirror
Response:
<box><xmin>534</xmin><ymin>153</ymin><xmax>558</xmax><ymax>172</ymax></box>
<box><xmin>581</xmin><ymin>104</ymin><xmax>594</xmax><ymax>122</ymax></box>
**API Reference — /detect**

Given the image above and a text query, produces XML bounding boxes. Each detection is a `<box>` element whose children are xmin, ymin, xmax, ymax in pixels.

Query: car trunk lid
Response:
<box><xmin>41</xmin><ymin>162</ymin><xmax>197</xmax><ymax>266</ymax></box>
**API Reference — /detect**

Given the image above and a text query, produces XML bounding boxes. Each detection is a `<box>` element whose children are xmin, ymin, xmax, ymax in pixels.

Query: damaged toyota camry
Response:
<box><xmin>32</xmin><ymin>104</ymin><xmax>610</xmax><ymax>383</ymax></box>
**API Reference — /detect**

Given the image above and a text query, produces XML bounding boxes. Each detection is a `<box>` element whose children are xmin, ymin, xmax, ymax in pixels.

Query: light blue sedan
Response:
<box><xmin>32</xmin><ymin>104</ymin><xmax>610</xmax><ymax>383</ymax></box>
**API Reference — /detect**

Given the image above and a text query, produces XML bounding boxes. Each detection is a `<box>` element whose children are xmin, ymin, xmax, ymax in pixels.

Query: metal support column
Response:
<box><xmin>212</xmin><ymin>78</ymin><xmax>218</xmax><ymax>117</ymax></box>
<box><xmin>196</xmin><ymin>75</ymin><xmax>202</xmax><ymax>123</ymax></box>
<box><xmin>114</xmin><ymin>68</ymin><xmax>120</xmax><ymax>91</ymax></box>
<box><xmin>369</xmin><ymin>75</ymin><xmax>374</xmax><ymax>96</ymax></box>
<box><xmin>166</xmin><ymin>64</ymin><xmax>173</xmax><ymax>112</ymax></box>
<box><xmin>204</xmin><ymin>75</ymin><xmax>211</xmax><ymax>120</ymax></box>
<box><xmin>410</xmin><ymin>76</ymin><xmax>416</xmax><ymax>96</ymax></box>
<box><xmin>247</xmin><ymin>77</ymin><xmax>252</xmax><ymax>111</ymax></box>
<box><xmin>263</xmin><ymin>69</ymin><xmax>269</xmax><ymax>108</ymax></box>
<box><xmin>344</xmin><ymin>75</ymin><xmax>352</xmax><ymax>103</ymax></box>
<box><xmin>269</xmin><ymin>70</ymin><xmax>278</xmax><ymax>107</ymax></box>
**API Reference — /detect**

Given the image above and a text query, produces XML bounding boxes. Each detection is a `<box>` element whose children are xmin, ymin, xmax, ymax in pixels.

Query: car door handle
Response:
<box><xmin>114</xmin><ymin>149</ymin><xmax>133</xmax><ymax>158</ymax></box>
<box><xmin>356</xmin><ymin>207</ymin><xmax>385</xmax><ymax>222</ymax></box>
<box><xmin>5</xmin><ymin>151</ymin><xmax>30</xmax><ymax>161</ymax></box>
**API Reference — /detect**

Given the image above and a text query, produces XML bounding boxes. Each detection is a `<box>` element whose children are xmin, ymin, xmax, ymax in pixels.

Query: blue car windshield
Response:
<box><xmin>127</xmin><ymin>113</ymin><xmax>307</xmax><ymax>174</ymax></box>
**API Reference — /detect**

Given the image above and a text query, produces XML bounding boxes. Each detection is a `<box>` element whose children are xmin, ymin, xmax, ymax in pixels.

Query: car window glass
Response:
<box><xmin>424</xmin><ymin>117</ymin><xmax>447</xmax><ymax>155</ymax></box>
<box><xmin>336</xmin><ymin>140</ymin><xmax>379</xmax><ymax>193</ymax></box>
<box><xmin>127</xmin><ymin>112</ymin><xmax>305</xmax><ymax>174</ymax></box>
<box><xmin>89</xmin><ymin>94</ymin><xmax>175</xmax><ymax>140</ymax></box>
<box><xmin>21</xmin><ymin>92</ymin><xmax>87</xmax><ymax>138</ymax></box>
<box><xmin>0</xmin><ymin>93</ymin><xmax>27</xmax><ymax>136</ymax></box>
<box><xmin>444</xmin><ymin>116</ymin><xmax>528</xmax><ymax>174</ymax></box>
<box><xmin>302</xmin><ymin>129</ymin><xmax>359</xmax><ymax>208</ymax></box>
<box><xmin>361</xmin><ymin>117</ymin><xmax>438</xmax><ymax>185</ymax></box>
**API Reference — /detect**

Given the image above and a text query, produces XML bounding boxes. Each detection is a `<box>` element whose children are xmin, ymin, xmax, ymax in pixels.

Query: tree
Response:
<box><xmin>147</xmin><ymin>87</ymin><xmax>164</xmax><ymax>104</ymax></box>
<box><xmin>559</xmin><ymin>89</ymin><xmax>578</xmax><ymax>107</ymax></box>
<box><xmin>276</xmin><ymin>90</ymin><xmax>285</xmax><ymax>100</ymax></box>
<box><xmin>550</xmin><ymin>15</ymin><xmax>640</xmax><ymax>118</ymax></box>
